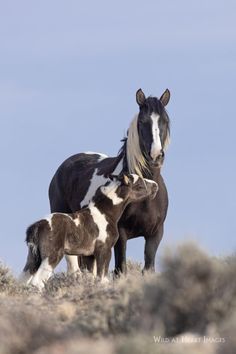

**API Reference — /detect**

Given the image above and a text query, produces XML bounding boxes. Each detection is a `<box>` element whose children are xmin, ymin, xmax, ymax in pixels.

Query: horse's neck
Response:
<box><xmin>150</xmin><ymin>167</ymin><xmax>162</xmax><ymax>182</ymax></box>
<box><xmin>111</xmin><ymin>140</ymin><xmax>128</xmax><ymax>175</ymax></box>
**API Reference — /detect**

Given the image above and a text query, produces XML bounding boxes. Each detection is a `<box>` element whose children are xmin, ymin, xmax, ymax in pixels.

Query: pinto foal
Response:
<box><xmin>22</xmin><ymin>174</ymin><xmax>158</xmax><ymax>289</ymax></box>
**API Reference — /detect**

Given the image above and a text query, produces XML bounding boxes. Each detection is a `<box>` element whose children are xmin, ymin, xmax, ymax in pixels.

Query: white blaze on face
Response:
<box><xmin>100</xmin><ymin>180</ymin><xmax>123</xmax><ymax>205</ymax></box>
<box><xmin>150</xmin><ymin>113</ymin><xmax>162</xmax><ymax>160</ymax></box>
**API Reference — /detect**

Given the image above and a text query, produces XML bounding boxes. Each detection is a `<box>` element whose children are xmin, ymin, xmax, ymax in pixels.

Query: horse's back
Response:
<box><xmin>49</xmin><ymin>153</ymin><xmax>102</xmax><ymax>213</ymax></box>
<box><xmin>49</xmin><ymin>152</ymin><xmax>115</xmax><ymax>213</ymax></box>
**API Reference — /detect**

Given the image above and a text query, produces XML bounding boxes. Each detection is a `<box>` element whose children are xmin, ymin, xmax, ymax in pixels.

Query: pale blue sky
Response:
<box><xmin>0</xmin><ymin>1</ymin><xmax>235</xmax><ymax>273</ymax></box>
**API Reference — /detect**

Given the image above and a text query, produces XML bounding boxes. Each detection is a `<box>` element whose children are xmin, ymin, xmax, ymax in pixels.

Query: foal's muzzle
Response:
<box><xmin>150</xmin><ymin>182</ymin><xmax>158</xmax><ymax>199</ymax></box>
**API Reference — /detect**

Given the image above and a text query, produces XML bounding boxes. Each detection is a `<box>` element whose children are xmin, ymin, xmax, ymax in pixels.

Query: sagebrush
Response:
<box><xmin>0</xmin><ymin>243</ymin><xmax>235</xmax><ymax>354</ymax></box>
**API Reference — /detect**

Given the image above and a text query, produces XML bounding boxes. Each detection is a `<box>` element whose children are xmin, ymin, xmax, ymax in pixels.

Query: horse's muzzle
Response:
<box><xmin>149</xmin><ymin>150</ymin><xmax>164</xmax><ymax>167</ymax></box>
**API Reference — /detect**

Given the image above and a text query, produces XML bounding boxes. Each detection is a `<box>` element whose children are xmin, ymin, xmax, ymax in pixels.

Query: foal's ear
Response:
<box><xmin>123</xmin><ymin>174</ymin><xmax>130</xmax><ymax>185</ymax></box>
<box><xmin>160</xmin><ymin>89</ymin><xmax>170</xmax><ymax>107</ymax></box>
<box><xmin>136</xmin><ymin>89</ymin><xmax>146</xmax><ymax>106</ymax></box>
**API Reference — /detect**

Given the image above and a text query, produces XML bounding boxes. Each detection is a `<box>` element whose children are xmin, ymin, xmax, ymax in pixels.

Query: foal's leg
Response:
<box><xmin>143</xmin><ymin>225</ymin><xmax>164</xmax><ymax>272</ymax></box>
<box><xmin>19</xmin><ymin>243</ymin><xmax>41</xmax><ymax>284</ymax></box>
<box><xmin>30</xmin><ymin>258</ymin><xmax>54</xmax><ymax>290</ymax></box>
<box><xmin>30</xmin><ymin>254</ymin><xmax>63</xmax><ymax>290</ymax></box>
<box><xmin>65</xmin><ymin>255</ymin><xmax>80</xmax><ymax>274</ymax></box>
<box><xmin>114</xmin><ymin>227</ymin><xmax>128</xmax><ymax>275</ymax></box>
<box><xmin>49</xmin><ymin>199</ymin><xmax>80</xmax><ymax>274</ymax></box>
<box><xmin>78</xmin><ymin>255</ymin><xmax>95</xmax><ymax>273</ymax></box>
<box><xmin>96</xmin><ymin>247</ymin><xmax>111</xmax><ymax>283</ymax></box>
<box><xmin>104</xmin><ymin>249</ymin><xmax>112</xmax><ymax>279</ymax></box>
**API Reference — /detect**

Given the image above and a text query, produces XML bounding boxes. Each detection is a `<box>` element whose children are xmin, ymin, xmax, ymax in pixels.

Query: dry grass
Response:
<box><xmin>0</xmin><ymin>243</ymin><xmax>236</xmax><ymax>354</ymax></box>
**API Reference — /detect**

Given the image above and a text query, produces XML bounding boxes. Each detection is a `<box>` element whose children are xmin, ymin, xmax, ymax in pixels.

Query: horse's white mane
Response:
<box><xmin>126</xmin><ymin>115</ymin><xmax>170</xmax><ymax>177</ymax></box>
<box><xmin>126</xmin><ymin>115</ymin><xmax>149</xmax><ymax>177</ymax></box>
<box><xmin>163</xmin><ymin>127</ymin><xmax>171</xmax><ymax>151</ymax></box>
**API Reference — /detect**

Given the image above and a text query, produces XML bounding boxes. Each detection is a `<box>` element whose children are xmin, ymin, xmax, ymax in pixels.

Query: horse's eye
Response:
<box><xmin>138</xmin><ymin>119</ymin><xmax>149</xmax><ymax>129</ymax></box>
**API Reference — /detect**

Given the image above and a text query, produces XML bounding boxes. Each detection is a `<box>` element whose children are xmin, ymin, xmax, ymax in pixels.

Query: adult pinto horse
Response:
<box><xmin>49</xmin><ymin>88</ymin><xmax>171</xmax><ymax>274</ymax></box>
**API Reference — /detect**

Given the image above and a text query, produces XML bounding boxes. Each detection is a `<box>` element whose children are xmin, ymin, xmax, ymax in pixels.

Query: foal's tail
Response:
<box><xmin>23</xmin><ymin>221</ymin><xmax>44</xmax><ymax>274</ymax></box>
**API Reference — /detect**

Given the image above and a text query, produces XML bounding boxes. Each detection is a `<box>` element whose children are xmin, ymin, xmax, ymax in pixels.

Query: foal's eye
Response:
<box><xmin>136</xmin><ymin>185</ymin><xmax>143</xmax><ymax>190</ymax></box>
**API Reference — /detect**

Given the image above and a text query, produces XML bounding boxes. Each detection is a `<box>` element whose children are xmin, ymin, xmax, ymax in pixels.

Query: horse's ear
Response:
<box><xmin>160</xmin><ymin>89</ymin><xmax>170</xmax><ymax>107</ymax></box>
<box><xmin>136</xmin><ymin>89</ymin><xmax>146</xmax><ymax>106</ymax></box>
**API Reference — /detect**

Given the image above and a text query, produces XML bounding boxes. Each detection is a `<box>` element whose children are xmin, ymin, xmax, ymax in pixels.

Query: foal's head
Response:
<box><xmin>97</xmin><ymin>174</ymin><xmax>158</xmax><ymax>206</ymax></box>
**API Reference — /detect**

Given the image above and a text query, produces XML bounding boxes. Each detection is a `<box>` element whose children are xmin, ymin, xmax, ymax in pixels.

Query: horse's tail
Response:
<box><xmin>23</xmin><ymin>221</ymin><xmax>43</xmax><ymax>274</ymax></box>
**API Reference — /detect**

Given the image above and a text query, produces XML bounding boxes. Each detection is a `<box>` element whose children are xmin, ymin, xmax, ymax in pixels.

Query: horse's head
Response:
<box><xmin>135</xmin><ymin>88</ymin><xmax>170</xmax><ymax>168</ymax></box>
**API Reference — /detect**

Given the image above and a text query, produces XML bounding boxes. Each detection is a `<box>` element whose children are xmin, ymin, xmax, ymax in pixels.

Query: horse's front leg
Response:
<box><xmin>143</xmin><ymin>225</ymin><xmax>164</xmax><ymax>272</ymax></box>
<box><xmin>114</xmin><ymin>227</ymin><xmax>128</xmax><ymax>275</ymax></box>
